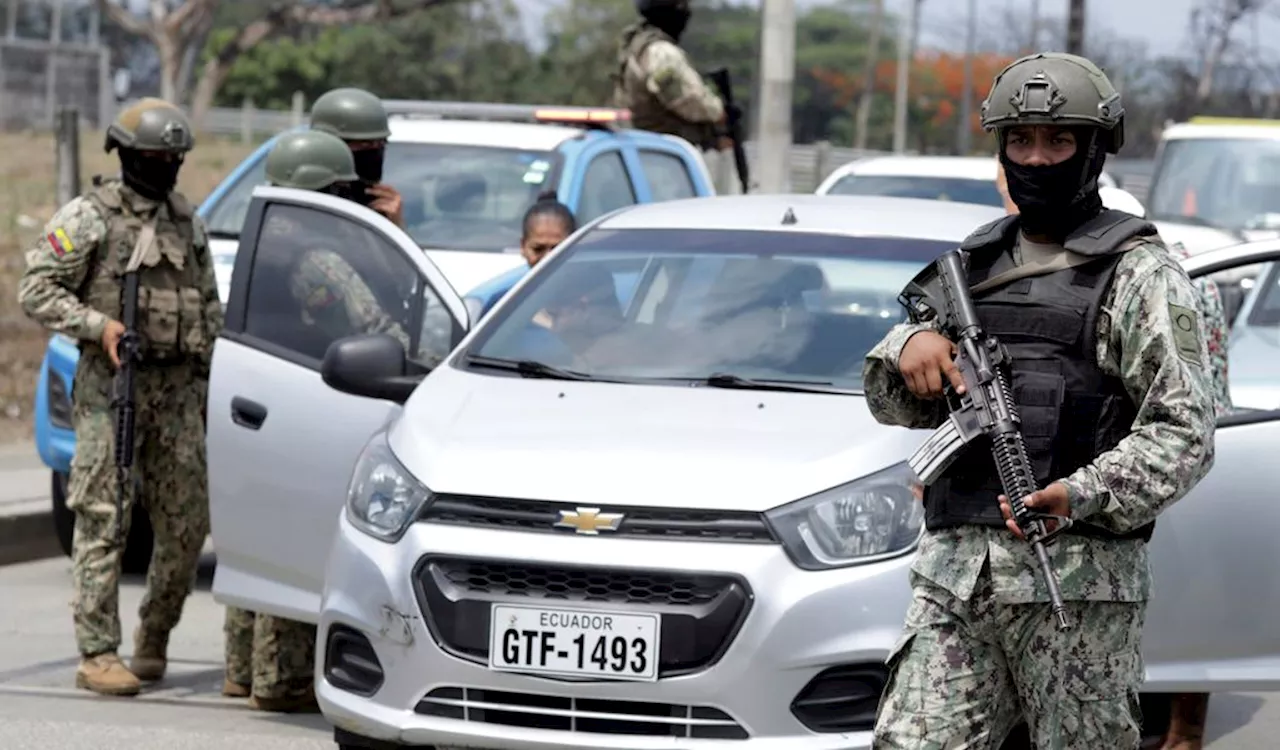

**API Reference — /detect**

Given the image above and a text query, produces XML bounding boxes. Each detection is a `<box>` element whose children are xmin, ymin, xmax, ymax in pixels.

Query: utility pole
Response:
<box><xmin>892</xmin><ymin>0</ymin><xmax>923</xmax><ymax>153</ymax></box>
<box><xmin>957</xmin><ymin>0</ymin><xmax>976</xmax><ymax>154</ymax></box>
<box><xmin>756</xmin><ymin>0</ymin><xmax>796</xmax><ymax>193</ymax></box>
<box><xmin>854</xmin><ymin>0</ymin><xmax>884</xmax><ymax>151</ymax></box>
<box><xmin>1028</xmin><ymin>0</ymin><xmax>1040</xmax><ymax>53</ymax></box>
<box><xmin>1066</xmin><ymin>0</ymin><xmax>1086</xmax><ymax>56</ymax></box>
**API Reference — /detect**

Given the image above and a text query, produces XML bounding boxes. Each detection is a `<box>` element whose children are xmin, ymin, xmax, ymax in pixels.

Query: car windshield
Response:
<box><xmin>1247</xmin><ymin>262</ymin><xmax>1280</xmax><ymax>327</ymax></box>
<box><xmin>826</xmin><ymin>174</ymin><xmax>1004</xmax><ymax>208</ymax></box>
<box><xmin>460</xmin><ymin>228</ymin><xmax>955</xmax><ymax>392</ymax></box>
<box><xmin>203</xmin><ymin>139</ymin><xmax>560</xmax><ymax>252</ymax></box>
<box><xmin>1148</xmin><ymin>138</ymin><xmax>1280</xmax><ymax>231</ymax></box>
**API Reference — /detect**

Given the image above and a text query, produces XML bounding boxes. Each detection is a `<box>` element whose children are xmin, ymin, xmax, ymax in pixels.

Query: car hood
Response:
<box><xmin>1151</xmin><ymin>220</ymin><xmax>1243</xmax><ymax>254</ymax></box>
<box><xmin>423</xmin><ymin>249</ymin><xmax>528</xmax><ymax>298</ymax></box>
<box><xmin>388</xmin><ymin>365</ymin><xmax>925</xmax><ymax>512</ymax></box>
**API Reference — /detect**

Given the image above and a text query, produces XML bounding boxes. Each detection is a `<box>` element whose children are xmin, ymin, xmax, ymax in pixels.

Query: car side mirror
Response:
<box><xmin>321</xmin><ymin>334</ymin><xmax>425</xmax><ymax>404</ymax></box>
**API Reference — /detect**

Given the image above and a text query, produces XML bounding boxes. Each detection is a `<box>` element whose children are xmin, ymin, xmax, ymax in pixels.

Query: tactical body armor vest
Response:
<box><xmin>923</xmin><ymin>210</ymin><xmax>1160</xmax><ymax>543</ymax></box>
<box><xmin>80</xmin><ymin>178</ymin><xmax>211</xmax><ymax>365</ymax></box>
<box><xmin>615</xmin><ymin>24</ymin><xmax>718</xmax><ymax>150</ymax></box>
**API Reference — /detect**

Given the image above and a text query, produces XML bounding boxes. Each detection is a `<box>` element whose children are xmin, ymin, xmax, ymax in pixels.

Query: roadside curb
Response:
<box><xmin>0</xmin><ymin>507</ymin><xmax>60</xmax><ymax>567</ymax></box>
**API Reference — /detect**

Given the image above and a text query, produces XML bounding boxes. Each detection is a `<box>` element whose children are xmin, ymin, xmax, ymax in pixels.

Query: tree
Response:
<box><xmin>1187</xmin><ymin>0</ymin><xmax>1272</xmax><ymax>105</ymax></box>
<box><xmin>96</xmin><ymin>0</ymin><xmax>475</xmax><ymax>126</ymax></box>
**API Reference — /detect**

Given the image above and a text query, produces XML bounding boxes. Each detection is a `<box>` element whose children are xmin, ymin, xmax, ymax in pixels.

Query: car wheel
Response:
<box><xmin>50</xmin><ymin>470</ymin><xmax>155</xmax><ymax>576</ymax></box>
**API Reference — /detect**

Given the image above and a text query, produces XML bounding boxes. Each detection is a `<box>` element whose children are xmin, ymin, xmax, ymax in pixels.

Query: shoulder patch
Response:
<box><xmin>307</xmin><ymin>284</ymin><xmax>340</xmax><ymax>310</ymax></box>
<box><xmin>45</xmin><ymin>227</ymin><xmax>75</xmax><ymax>258</ymax></box>
<box><xmin>1169</xmin><ymin>303</ymin><xmax>1203</xmax><ymax>366</ymax></box>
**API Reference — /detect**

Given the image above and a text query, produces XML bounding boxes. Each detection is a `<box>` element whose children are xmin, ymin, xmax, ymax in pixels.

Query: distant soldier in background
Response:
<box><xmin>614</xmin><ymin>0</ymin><xmax>730</xmax><ymax>152</ymax></box>
<box><xmin>18</xmin><ymin>98</ymin><xmax>217</xmax><ymax>697</ymax></box>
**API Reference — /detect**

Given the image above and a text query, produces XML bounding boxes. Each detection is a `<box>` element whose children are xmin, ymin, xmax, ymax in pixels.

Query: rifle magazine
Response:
<box><xmin>909</xmin><ymin>415</ymin><xmax>968</xmax><ymax>485</ymax></box>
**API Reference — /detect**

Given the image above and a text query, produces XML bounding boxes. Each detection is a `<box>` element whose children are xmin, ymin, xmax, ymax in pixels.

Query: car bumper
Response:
<box><xmin>316</xmin><ymin>513</ymin><xmax>914</xmax><ymax>750</ymax></box>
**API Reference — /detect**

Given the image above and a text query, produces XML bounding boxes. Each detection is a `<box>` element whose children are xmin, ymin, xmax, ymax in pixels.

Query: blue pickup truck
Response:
<box><xmin>34</xmin><ymin>101</ymin><xmax>716</xmax><ymax>572</ymax></box>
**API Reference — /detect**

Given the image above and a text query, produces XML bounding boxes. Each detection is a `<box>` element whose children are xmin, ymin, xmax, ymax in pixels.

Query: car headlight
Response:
<box><xmin>345</xmin><ymin>430</ymin><xmax>434</xmax><ymax>543</ymax></box>
<box><xmin>766</xmin><ymin>462</ymin><xmax>925</xmax><ymax>571</ymax></box>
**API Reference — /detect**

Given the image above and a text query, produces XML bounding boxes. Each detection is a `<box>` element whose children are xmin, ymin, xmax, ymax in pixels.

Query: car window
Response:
<box><xmin>243</xmin><ymin>202</ymin><xmax>450</xmax><ymax>367</ymax></box>
<box><xmin>577</xmin><ymin>151</ymin><xmax>637</xmax><ymax>224</ymax></box>
<box><xmin>638</xmin><ymin>150</ymin><xmax>696</xmax><ymax>202</ymax></box>
<box><xmin>461</xmin><ymin>227</ymin><xmax>955</xmax><ymax>391</ymax></box>
<box><xmin>204</xmin><ymin>153</ymin><xmax>269</xmax><ymax>236</ymax></box>
<box><xmin>826</xmin><ymin>174</ymin><xmax>1004</xmax><ymax>208</ymax></box>
<box><xmin>202</xmin><ymin>140</ymin><xmax>560</xmax><ymax>253</ymax></box>
<box><xmin>1246</xmin><ymin>261</ymin><xmax>1280</xmax><ymax>327</ymax></box>
<box><xmin>1149</xmin><ymin>138</ymin><xmax>1280</xmax><ymax>231</ymax></box>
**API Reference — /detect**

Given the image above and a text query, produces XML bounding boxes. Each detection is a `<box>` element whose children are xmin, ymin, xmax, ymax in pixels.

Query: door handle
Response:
<box><xmin>230</xmin><ymin>396</ymin><xmax>268</xmax><ymax>430</ymax></box>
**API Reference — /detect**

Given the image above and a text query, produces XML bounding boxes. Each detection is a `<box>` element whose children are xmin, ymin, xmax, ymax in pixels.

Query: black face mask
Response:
<box><xmin>351</xmin><ymin>146</ymin><xmax>385</xmax><ymax>185</ymax></box>
<box><xmin>120</xmin><ymin>149</ymin><xmax>182</xmax><ymax>201</ymax></box>
<box><xmin>999</xmin><ymin>127</ymin><xmax>1106</xmax><ymax>240</ymax></box>
<box><xmin>644</xmin><ymin>8</ymin><xmax>692</xmax><ymax>41</ymax></box>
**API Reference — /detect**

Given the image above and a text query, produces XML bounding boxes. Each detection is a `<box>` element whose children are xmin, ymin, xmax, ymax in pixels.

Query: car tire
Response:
<box><xmin>50</xmin><ymin>470</ymin><xmax>155</xmax><ymax>576</ymax></box>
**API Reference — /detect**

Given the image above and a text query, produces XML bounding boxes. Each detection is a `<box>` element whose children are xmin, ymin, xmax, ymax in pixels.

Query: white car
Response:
<box><xmin>813</xmin><ymin>154</ymin><xmax>1121</xmax><ymax>207</ymax></box>
<box><xmin>208</xmin><ymin>191</ymin><xmax>1280</xmax><ymax>750</ymax></box>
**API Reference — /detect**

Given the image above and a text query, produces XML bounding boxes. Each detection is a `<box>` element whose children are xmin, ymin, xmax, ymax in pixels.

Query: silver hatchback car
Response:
<box><xmin>208</xmin><ymin>191</ymin><xmax>1280</xmax><ymax>750</ymax></box>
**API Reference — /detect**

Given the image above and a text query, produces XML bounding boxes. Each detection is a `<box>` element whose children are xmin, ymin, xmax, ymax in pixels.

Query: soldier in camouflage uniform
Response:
<box><xmin>614</xmin><ymin>0</ymin><xmax>729</xmax><ymax>151</ymax></box>
<box><xmin>309</xmin><ymin>86</ymin><xmax>405</xmax><ymax>228</ymax></box>
<box><xmin>236</xmin><ymin>129</ymin><xmax>410</xmax><ymax>714</ymax></box>
<box><xmin>17</xmin><ymin>98</ymin><xmax>217</xmax><ymax>697</ymax></box>
<box><xmin>865</xmin><ymin>54</ymin><xmax>1217</xmax><ymax>749</ymax></box>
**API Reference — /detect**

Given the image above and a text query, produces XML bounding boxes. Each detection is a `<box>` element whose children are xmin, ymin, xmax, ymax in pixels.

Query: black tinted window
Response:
<box><xmin>244</xmin><ymin>203</ymin><xmax>453</xmax><ymax>365</ymax></box>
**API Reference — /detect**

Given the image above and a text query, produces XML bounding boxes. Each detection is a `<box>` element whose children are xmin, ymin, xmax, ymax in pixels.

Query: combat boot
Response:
<box><xmin>75</xmin><ymin>653</ymin><xmax>141</xmax><ymax>696</ymax></box>
<box><xmin>222</xmin><ymin>678</ymin><xmax>251</xmax><ymax>698</ymax></box>
<box><xmin>249</xmin><ymin>686</ymin><xmax>321</xmax><ymax>713</ymax></box>
<box><xmin>130</xmin><ymin>627</ymin><xmax>169</xmax><ymax>682</ymax></box>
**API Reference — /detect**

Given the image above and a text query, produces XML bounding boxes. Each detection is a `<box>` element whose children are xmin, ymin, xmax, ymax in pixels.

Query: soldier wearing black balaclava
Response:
<box><xmin>308</xmin><ymin>87</ymin><xmax>405</xmax><ymax>229</ymax></box>
<box><xmin>614</xmin><ymin>0</ymin><xmax>728</xmax><ymax>151</ymax></box>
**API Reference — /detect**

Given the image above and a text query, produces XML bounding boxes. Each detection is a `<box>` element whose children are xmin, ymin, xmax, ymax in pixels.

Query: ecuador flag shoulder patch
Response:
<box><xmin>46</xmin><ymin>227</ymin><xmax>75</xmax><ymax>258</ymax></box>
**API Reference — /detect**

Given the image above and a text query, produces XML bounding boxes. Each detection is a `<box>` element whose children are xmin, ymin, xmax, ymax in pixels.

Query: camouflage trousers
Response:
<box><xmin>252</xmin><ymin>614</ymin><xmax>317</xmax><ymax>700</ymax></box>
<box><xmin>68</xmin><ymin>358</ymin><xmax>210</xmax><ymax>657</ymax></box>
<box><xmin>223</xmin><ymin>606</ymin><xmax>255</xmax><ymax>686</ymax></box>
<box><xmin>873</xmin><ymin>567</ymin><xmax>1146</xmax><ymax>750</ymax></box>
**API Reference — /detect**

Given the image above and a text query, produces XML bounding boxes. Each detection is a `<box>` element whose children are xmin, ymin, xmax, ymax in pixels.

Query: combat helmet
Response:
<box><xmin>980</xmin><ymin>52</ymin><xmax>1125</xmax><ymax>154</ymax></box>
<box><xmin>105</xmin><ymin>97</ymin><xmax>194</xmax><ymax>154</ymax></box>
<box><xmin>265</xmin><ymin>130</ymin><xmax>359</xmax><ymax>191</ymax></box>
<box><xmin>309</xmin><ymin>87</ymin><xmax>391</xmax><ymax>141</ymax></box>
<box><xmin>635</xmin><ymin>0</ymin><xmax>690</xmax><ymax>14</ymax></box>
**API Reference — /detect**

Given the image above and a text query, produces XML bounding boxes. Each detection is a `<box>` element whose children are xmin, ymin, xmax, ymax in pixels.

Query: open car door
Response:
<box><xmin>208</xmin><ymin>186</ymin><xmax>468</xmax><ymax>623</ymax></box>
<box><xmin>1143</xmin><ymin>240</ymin><xmax>1280</xmax><ymax>692</ymax></box>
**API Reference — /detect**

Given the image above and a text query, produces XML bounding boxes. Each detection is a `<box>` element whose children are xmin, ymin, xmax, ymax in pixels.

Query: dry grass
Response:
<box><xmin>0</xmin><ymin>129</ymin><xmax>261</xmax><ymax>444</ymax></box>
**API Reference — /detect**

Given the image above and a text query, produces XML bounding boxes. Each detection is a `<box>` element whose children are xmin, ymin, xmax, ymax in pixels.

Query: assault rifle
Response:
<box><xmin>111</xmin><ymin>227</ymin><xmax>150</xmax><ymax>547</ymax></box>
<box><xmin>706</xmin><ymin>67</ymin><xmax>750</xmax><ymax>194</ymax></box>
<box><xmin>897</xmin><ymin>249</ymin><xmax>1074</xmax><ymax>631</ymax></box>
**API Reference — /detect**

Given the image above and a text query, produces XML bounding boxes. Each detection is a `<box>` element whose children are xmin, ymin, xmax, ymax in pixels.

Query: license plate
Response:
<box><xmin>488</xmin><ymin>604</ymin><xmax>660</xmax><ymax>682</ymax></box>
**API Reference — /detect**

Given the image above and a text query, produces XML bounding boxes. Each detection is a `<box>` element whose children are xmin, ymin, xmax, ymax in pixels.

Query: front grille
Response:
<box><xmin>419</xmin><ymin>495</ymin><xmax>778</xmax><ymax>543</ymax></box>
<box><xmin>416</xmin><ymin>686</ymin><xmax>749</xmax><ymax>740</ymax></box>
<box><xmin>413</xmin><ymin>556</ymin><xmax>752</xmax><ymax>677</ymax></box>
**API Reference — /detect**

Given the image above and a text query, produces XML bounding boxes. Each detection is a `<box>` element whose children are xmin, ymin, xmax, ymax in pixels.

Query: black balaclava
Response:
<box><xmin>350</xmin><ymin>145</ymin><xmax>385</xmax><ymax>185</ymax></box>
<box><xmin>998</xmin><ymin>125</ymin><xmax>1108</xmax><ymax>241</ymax></box>
<box><xmin>643</xmin><ymin>5</ymin><xmax>692</xmax><ymax>42</ymax></box>
<box><xmin>120</xmin><ymin>148</ymin><xmax>183</xmax><ymax>201</ymax></box>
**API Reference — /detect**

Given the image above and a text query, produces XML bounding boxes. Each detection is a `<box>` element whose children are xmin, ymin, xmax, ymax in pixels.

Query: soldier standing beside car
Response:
<box><xmin>17</xmin><ymin>98</ymin><xmax>218</xmax><ymax>697</ymax></box>
<box><xmin>614</xmin><ymin>0</ymin><xmax>730</xmax><ymax>152</ymax></box>
<box><xmin>864</xmin><ymin>54</ymin><xmax>1217</xmax><ymax>749</ymax></box>
<box><xmin>235</xmin><ymin>129</ymin><xmax>411</xmax><ymax>713</ymax></box>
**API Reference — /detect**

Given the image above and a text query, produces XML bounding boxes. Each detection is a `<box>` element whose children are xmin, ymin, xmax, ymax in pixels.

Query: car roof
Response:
<box><xmin>832</xmin><ymin>155</ymin><xmax>998</xmax><ymax>180</ymax></box>
<box><xmin>387</xmin><ymin>118</ymin><xmax>585</xmax><ymax>151</ymax></box>
<box><xmin>596</xmin><ymin>194</ymin><xmax>1006</xmax><ymax>241</ymax></box>
<box><xmin>1161</xmin><ymin>122</ymin><xmax>1280</xmax><ymax>141</ymax></box>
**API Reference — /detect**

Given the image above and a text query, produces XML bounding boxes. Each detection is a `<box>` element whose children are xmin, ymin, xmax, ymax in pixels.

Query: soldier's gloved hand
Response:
<box><xmin>102</xmin><ymin>319</ymin><xmax>126</xmax><ymax>369</ymax></box>
<box><xmin>898</xmin><ymin>330</ymin><xmax>965</xmax><ymax>399</ymax></box>
<box><xmin>998</xmin><ymin>482</ymin><xmax>1071</xmax><ymax>539</ymax></box>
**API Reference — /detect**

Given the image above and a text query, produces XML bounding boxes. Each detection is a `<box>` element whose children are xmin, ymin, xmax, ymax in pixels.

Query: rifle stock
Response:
<box><xmin>898</xmin><ymin>249</ymin><xmax>1074</xmax><ymax>631</ymax></box>
<box><xmin>705</xmin><ymin>67</ymin><xmax>750</xmax><ymax>194</ymax></box>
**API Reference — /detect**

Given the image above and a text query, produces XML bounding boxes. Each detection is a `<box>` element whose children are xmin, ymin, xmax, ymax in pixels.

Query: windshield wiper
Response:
<box><xmin>463</xmin><ymin>354</ymin><xmax>602</xmax><ymax>382</ymax></box>
<box><xmin>697</xmin><ymin>372</ymin><xmax>857</xmax><ymax>395</ymax></box>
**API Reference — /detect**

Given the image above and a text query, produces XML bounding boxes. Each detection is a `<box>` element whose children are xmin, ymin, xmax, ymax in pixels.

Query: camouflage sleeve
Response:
<box><xmin>1195</xmin><ymin>275</ymin><xmax>1233</xmax><ymax>415</ymax></box>
<box><xmin>861</xmin><ymin>321</ymin><xmax>948</xmax><ymax>429</ymax></box>
<box><xmin>16</xmin><ymin>197</ymin><xmax>111</xmax><ymax>342</ymax></box>
<box><xmin>1061</xmin><ymin>248</ymin><xmax>1217</xmax><ymax>533</ymax></box>
<box><xmin>291</xmin><ymin>249</ymin><xmax>410</xmax><ymax>350</ymax></box>
<box><xmin>193</xmin><ymin>216</ymin><xmax>224</xmax><ymax>342</ymax></box>
<box><xmin>641</xmin><ymin>40</ymin><xmax>725</xmax><ymax>124</ymax></box>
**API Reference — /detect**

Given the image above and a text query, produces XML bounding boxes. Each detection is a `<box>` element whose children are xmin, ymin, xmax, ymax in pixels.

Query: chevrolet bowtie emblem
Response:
<box><xmin>555</xmin><ymin>507</ymin><xmax>625</xmax><ymax>535</ymax></box>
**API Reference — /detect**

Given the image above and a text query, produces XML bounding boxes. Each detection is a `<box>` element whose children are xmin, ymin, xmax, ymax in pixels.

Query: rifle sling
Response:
<box><xmin>969</xmin><ymin>237</ymin><xmax>1146</xmax><ymax>295</ymax></box>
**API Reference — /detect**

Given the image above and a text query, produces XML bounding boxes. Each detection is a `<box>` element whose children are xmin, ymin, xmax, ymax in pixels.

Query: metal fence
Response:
<box><xmin>0</xmin><ymin>38</ymin><xmax>110</xmax><ymax>131</ymax></box>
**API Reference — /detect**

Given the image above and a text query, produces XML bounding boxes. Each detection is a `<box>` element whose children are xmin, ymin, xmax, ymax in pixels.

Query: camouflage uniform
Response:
<box><xmin>866</xmin><ymin>55</ymin><xmax>1217</xmax><ymax>749</ymax></box>
<box><xmin>287</xmin><ymin>244</ymin><xmax>409</xmax><ymax>347</ymax></box>
<box><xmin>614</xmin><ymin>0</ymin><xmax>724</xmax><ymax>149</ymax></box>
<box><xmin>16</xmin><ymin>99</ymin><xmax>216</xmax><ymax>697</ymax></box>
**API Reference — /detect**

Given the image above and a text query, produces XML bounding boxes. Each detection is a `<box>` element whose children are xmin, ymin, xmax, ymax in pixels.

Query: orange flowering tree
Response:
<box><xmin>810</xmin><ymin>50</ymin><xmax>1016</xmax><ymax>153</ymax></box>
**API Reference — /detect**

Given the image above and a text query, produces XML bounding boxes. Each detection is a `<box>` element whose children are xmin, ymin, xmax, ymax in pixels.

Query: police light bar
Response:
<box><xmin>382</xmin><ymin>100</ymin><xmax>630</xmax><ymax>128</ymax></box>
<box><xmin>1187</xmin><ymin>116</ymin><xmax>1280</xmax><ymax>127</ymax></box>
